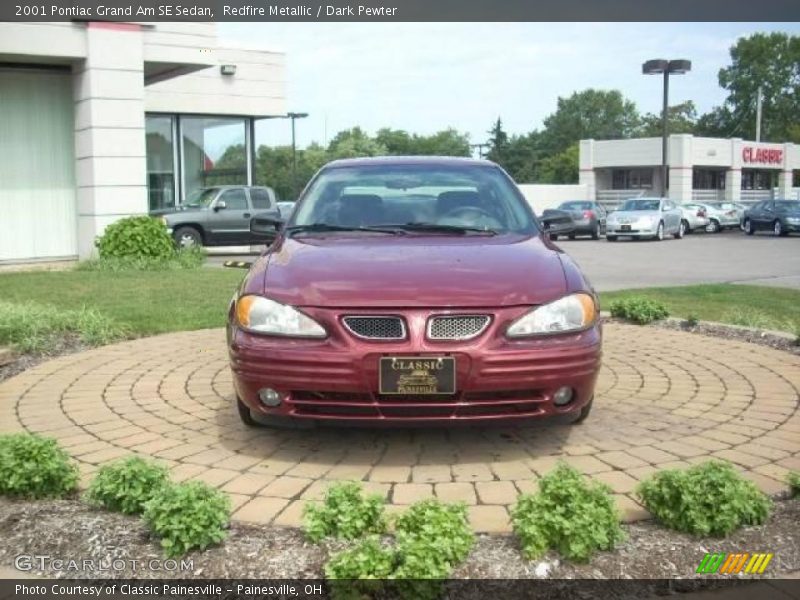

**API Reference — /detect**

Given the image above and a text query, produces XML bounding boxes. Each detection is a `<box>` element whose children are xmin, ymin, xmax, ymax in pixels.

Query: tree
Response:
<box><xmin>485</xmin><ymin>117</ymin><xmax>509</xmax><ymax>165</ymax></box>
<box><xmin>327</xmin><ymin>127</ymin><xmax>387</xmax><ymax>158</ymax></box>
<box><xmin>538</xmin><ymin>89</ymin><xmax>640</xmax><ymax>156</ymax></box>
<box><xmin>537</xmin><ymin>143</ymin><xmax>579</xmax><ymax>184</ymax></box>
<box><xmin>374</xmin><ymin>127</ymin><xmax>471</xmax><ymax>156</ymax></box>
<box><xmin>698</xmin><ymin>32</ymin><xmax>800</xmax><ymax>141</ymax></box>
<box><xmin>638</xmin><ymin>101</ymin><xmax>698</xmax><ymax>137</ymax></box>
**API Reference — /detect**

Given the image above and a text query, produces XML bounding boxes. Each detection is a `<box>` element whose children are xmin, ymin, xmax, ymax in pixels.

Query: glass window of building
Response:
<box><xmin>181</xmin><ymin>117</ymin><xmax>248</xmax><ymax>200</ymax></box>
<box><xmin>612</xmin><ymin>168</ymin><xmax>653</xmax><ymax>190</ymax></box>
<box><xmin>146</xmin><ymin>116</ymin><xmax>176</xmax><ymax>211</ymax></box>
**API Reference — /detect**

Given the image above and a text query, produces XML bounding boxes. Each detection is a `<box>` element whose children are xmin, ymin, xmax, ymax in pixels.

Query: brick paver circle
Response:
<box><xmin>1</xmin><ymin>323</ymin><xmax>798</xmax><ymax>532</ymax></box>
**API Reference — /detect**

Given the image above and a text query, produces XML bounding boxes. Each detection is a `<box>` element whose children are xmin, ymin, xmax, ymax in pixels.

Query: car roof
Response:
<box><xmin>323</xmin><ymin>156</ymin><xmax>498</xmax><ymax>169</ymax></box>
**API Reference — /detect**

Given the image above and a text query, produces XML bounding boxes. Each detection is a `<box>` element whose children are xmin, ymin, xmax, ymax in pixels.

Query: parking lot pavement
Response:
<box><xmin>556</xmin><ymin>231</ymin><xmax>800</xmax><ymax>291</ymax></box>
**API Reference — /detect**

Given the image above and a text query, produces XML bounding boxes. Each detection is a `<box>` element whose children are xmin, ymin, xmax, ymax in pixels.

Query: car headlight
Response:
<box><xmin>235</xmin><ymin>295</ymin><xmax>326</xmax><ymax>338</ymax></box>
<box><xmin>506</xmin><ymin>293</ymin><xmax>597</xmax><ymax>337</ymax></box>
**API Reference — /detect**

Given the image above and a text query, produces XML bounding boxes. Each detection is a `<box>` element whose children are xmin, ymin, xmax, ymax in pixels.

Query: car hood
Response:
<box><xmin>257</xmin><ymin>234</ymin><xmax>567</xmax><ymax>308</ymax></box>
<box><xmin>150</xmin><ymin>207</ymin><xmax>208</xmax><ymax>218</ymax></box>
<box><xmin>609</xmin><ymin>210</ymin><xmax>660</xmax><ymax>220</ymax></box>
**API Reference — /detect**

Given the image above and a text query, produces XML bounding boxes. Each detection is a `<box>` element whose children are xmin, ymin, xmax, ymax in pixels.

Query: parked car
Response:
<box><xmin>230</xmin><ymin>157</ymin><xmax>601</xmax><ymax>427</ymax></box>
<box><xmin>702</xmin><ymin>201</ymin><xmax>746</xmax><ymax>232</ymax></box>
<box><xmin>680</xmin><ymin>203</ymin><xmax>710</xmax><ymax>233</ymax></box>
<box><xmin>540</xmin><ymin>208</ymin><xmax>577</xmax><ymax>240</ymax></box>
<box><xmin>550</xmin><ymin>201</ymin><xmax>607</xmax><ymax>240</ymax></box>
<box><xmin>605</xmin><ymin>198</ymin><xmax>685</xmax><ymax>241</ymax></box>
<box><xmin>153</xmin><ymin>185</ymin><xmax>280</xmax><ymax>248</ymax></box>
<box><xmin>742</xmin><ymin>200</ymin><xmax>800</xmax><ymax>236</ymax></box>
<box><xmin>276</xmin><ymin>201</ymin><xmax>297</xmax><ymax>220</ymax></box>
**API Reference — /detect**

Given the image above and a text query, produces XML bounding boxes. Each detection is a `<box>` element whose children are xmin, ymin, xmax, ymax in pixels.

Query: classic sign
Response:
<box><xmin>742</xmin><ymin>147</ymin><xmax>783</xmax><ymax>165</ymax></box>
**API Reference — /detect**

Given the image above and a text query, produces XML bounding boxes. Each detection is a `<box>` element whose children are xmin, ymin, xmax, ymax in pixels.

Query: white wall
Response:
<box><xmin>518</xmin><ymin>184</ymin><xmax>589</xmax><ymax>213</ymax></box>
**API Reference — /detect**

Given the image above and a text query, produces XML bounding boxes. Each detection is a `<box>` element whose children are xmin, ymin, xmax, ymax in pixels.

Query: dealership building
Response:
<box><xmin>0</xmin><ymin>22</ymin><xmax>286</xmax><ymax>263</ymax></box>
<box><xmin>579</xmin><ymin>135</ymin><xmax>800</xmax><ymax>207</ymax></box>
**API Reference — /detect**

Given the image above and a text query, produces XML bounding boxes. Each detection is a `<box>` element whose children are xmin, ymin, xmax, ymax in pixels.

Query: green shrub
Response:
<box><xmin>0</xmin><ymin>301</ymin><xmax>127</xmax><ymax>354</ymax></box>
<box><xmin>142</xmin><ymin>481</ymin><xmax>231</xmax><ymax>557</ymax></box>
<box><xmin>95</xmin><ymin>216</ymin><xmax>175</xmax><ymax>260</ymax></box>
<box><xmin>609</xmin><ymin>297</ymin><xmax>669</xmax><ymax>324</ymax></box>
<box><xmin>78</xmin><ymin>246</ymin><xmax>206</xmax><ymax>272</ymax></box>
<box><xmin>303</xmin><ymin>482</ymin><xmax>387</xmax><ymax>542</ymax></box>
<box><xmin>0</xmin><ymin>434</ymin><xmax>78</xmax><ymax>498</ymax></box>
<box><xmin>85</xmin><ymin>457</ymin><xmax>170</xmax><ymax>514</ymax></box>
<box><xmin>787</xmin><ymin>471</ymin><xmax>800</xmax><ymax>497</ymax></box>
<box><xmin>636</xmin><ymin>460</ymin><xmax>771</xmax><ymax>536</ymax></box>
<box><xmin>511</xmin><ymin>463</ymin><xmax>624</xmax><ymax>562</ymax></box>
<box><xmin>686</xmin><ymin>314</ymin><xmax>700</xmax><ymax>327</ymax></box>
<box><xmin>394</xmin><ymin>498</ymin><xmax>474</xmax><ymax>567</ymax></box>
<box><xmin>324</xmin><ymin>537</ymin><xmax>395</xmax><ymax>600</ymax></box>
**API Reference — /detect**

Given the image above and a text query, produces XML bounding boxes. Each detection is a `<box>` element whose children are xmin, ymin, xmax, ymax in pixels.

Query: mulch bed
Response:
<box><xmin>0</xmin><ymin>336</ymin><xmax>87</xmax><ymax>384</ymax></box>
<box><xmin>0</xmin><ymin>496</ymin><xmax>797</xmax><ymax>581</ymax></box>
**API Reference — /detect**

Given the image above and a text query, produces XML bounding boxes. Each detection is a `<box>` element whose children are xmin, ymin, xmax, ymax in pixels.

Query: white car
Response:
<box><xmin>702</xmin><ymin>202</ymin><xmax>746</xmax><ymax>232</ymax></box>
<box><xmin>681</xmin><ymin>203</ymin><xmax>711</xmax><ymax>233</ymax></box>
<box><xmin>606</xmin><ymin>197</ymin><xmax>685</xmax><ymax>241</ymax></box>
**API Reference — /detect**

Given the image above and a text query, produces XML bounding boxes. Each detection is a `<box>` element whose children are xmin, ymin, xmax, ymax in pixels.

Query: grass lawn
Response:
<box><xmin>601</xmin><ymin>284</ymin><xmax>800</xmax><ymax>333</ymax></box>
<box><xmin>0</xmin><ymin>269</ymin><xmax>244</xmax><ymax>337</ymax></box>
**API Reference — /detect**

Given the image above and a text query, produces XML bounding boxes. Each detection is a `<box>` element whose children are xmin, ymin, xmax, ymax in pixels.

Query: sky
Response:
<box><xmin>218</xmin><ymin>22</ymin><xmax>800</xmax><ymax>152</ymax></box>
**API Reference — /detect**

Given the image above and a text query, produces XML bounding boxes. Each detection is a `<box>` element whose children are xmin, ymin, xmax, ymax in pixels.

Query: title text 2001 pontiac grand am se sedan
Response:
<box><xmin>227</xmin><ymin>157</ymin><xmax>601</xmax><ymax>427</ymax></box>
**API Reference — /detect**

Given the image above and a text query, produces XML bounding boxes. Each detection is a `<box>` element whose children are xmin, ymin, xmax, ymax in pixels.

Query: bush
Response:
<box><xmin>324</xmin><ymin>537</ymin><xmax>395</xmax><ymax>600</ymax></box>
<box><xmin>511</xmin><ymin>463</ymin><xmax>624</xmax><ymax>562</ymax></box>
<box><xmin>85</xmin><ymin>457</ymin><xmax>170</xmax><ymax>514</ymax></box>
<box><xmin>685</xmin><ymin>314</ymin><xmax>700</xmax><ymax>327</ymax></box>
<box><xmin>786</xmin><ymin>471</ymin><xmax>800</xmax><ymax>497</ymax></box>
<box><xmin>142</xmin><ymin>481</ymin><xmax>231</xmax><ymax>557</ymax></box>
<box><xmin>0</xmin><ymin>434</ymin><xmax>78</xmax><ymax>498</ymax></box>
<box><xmin>78</xmin><ymin>247</ymin><xmax>206</xmax><ymax>272</ymax></box>
<box><xmin>609</xmin><ymin>297</ymin><xmax>669</xmax><ymax>324</ymax></box>
<box><xmin>0</xmin><ymin>301</ymin><xmax>127</xmax><ymax>354</ymax></box>
<box><xmin>394</xmin><ymin>498</ymin><xmax>474</xmax><ymax>567</ymax></box>
<box><xmin>303</xmin><ymin>482</ymin><xmax>387</xmax><ymax>542</ymax></box>
<box><xmin>636</xmin><ymin>460</ymin><xmax>771</xmax><ymax>536</ymax></box>
<box><xmin>95</xmin><ymin>216</ymin><xmax>175</xmax><ymax>260</ymax></box>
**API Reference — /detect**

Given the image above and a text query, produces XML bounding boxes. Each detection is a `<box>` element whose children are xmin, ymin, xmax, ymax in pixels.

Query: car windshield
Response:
<box><xmin>776</xmin><ymin>201</ymin><xmax>800</xmax><ymax>211</ymax></box>
<box><xmin>559</xmin><ymin>201</ymin><xmax>593</xmax><ymax>210</ymax></box>
<box><xmin>290</xmin><ymin>163</ymin><xmax>537</xmax><ymax>235</ymax></box>
<box><xmin>184</xmin><ymin>188</ymin><xmax>219</xmax><ymax>208</ymax></box>
<box><xmin>620</xmin><ymin>199</ymin><xmax>661</xmax><ymax>211</ymax></box>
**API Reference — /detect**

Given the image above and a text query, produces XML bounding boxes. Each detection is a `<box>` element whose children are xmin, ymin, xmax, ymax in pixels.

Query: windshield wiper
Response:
<box><xmin>285</xmin><ymin>223</ymin><xmax>405</xmax><ymax>235</ymax></box>
<box><xmin>379</xmin><ymin>222</ymin><xmax>498</xmax><ymax>235</ymax></box>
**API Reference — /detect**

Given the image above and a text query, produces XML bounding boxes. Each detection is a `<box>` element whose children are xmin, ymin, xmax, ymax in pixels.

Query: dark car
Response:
<box><xmin>550</xmin><ymin>201</ymin><xmax>607</xmax><ymax>240</ymax></box>
<box><xmin>227</xmin><ymin>157</ymin><xmax>602</xmax><ymax>428</ymax></box>
<box><xmin>742</xmin><ymin>200</ymin><xmax>800</xmax><ymax>236</ymax></box>
<box><xmin>153</xmin><ymin>185</ymin><xmax>280</xmax><ymax>247</ymax></box>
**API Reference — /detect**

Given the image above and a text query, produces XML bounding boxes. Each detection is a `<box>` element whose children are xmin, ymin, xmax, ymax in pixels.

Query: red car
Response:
<box><xmin>227</xmin><ymin>157</ymin><xmax>601</xmax><ymax>426</ymax></box>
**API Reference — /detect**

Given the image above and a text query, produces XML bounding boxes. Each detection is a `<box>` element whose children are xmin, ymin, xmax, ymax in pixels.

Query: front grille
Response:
<box><xmin>428</xmin><ymin>315</ymin><xmax>491</xmax><ymax>340</ymax></box>
<box><xmin>342</xmin><ymin>316</ymin><xmax>406</xmax><ymax>340</ymax></box>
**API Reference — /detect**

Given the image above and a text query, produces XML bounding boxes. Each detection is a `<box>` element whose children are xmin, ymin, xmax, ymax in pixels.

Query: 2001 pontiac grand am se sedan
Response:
<box><xmin>227</xmin><ymin>157</ymin><xmax>602</xmax><ymax>427</ymax></box>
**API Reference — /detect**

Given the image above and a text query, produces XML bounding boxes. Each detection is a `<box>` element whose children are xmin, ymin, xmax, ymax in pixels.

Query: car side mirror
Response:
<box><xmin>214</xmin><ymin>200</ymin><xmax>227</xmax><ymax>212</ymax></box>
<box><xmin>250</xmin><ymin>214</ymin><xmax>284</xmax><ymax>236</ymax></box>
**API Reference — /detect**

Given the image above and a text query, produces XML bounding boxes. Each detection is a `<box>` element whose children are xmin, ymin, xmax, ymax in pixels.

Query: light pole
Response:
<box><xmin>642</xmin><ymin>59</ymin><xmax>691</xmax><ymax>198</ymax></box>
<box><xmin>286</xmin><ymin>111</ymin><xmax>309</xmax><ymax>198</ymax></box>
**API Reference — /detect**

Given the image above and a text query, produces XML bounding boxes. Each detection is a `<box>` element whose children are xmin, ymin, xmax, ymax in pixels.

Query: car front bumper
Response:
<box><xmin>227</xmin><ymin>309</ymin><xmax>602</xmax><ymax>425</ymax></box>
<box><xmin>607</xmin><ymin>225</ymin><xmax>659</xmax><ymax>237</ymax></box>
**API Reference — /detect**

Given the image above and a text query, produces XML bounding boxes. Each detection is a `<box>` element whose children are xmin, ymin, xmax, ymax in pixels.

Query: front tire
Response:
<box><xmin>591</xmin><ymin>222</ymin><xmax>601</xmax><ymax>240</ymax></box>
<box><xmin>744</xmin><ymin>219</ymin><xmax>754</xmax><ymax>235</ymax></box>
<box><xmin>174</xmin><ymin>226</ymin><xmax>203</xmax><ymax>248</ymax></box>
<box><xmin>654</xmin><ymin>221</ymin><xmax>664</xmax><ymax>241</ymax></box>
<box><xmin>674</xmin><ymin>219</ymin><xmax>685</xmax><ymax>239</ymax></box>
<box><xmin>569</xmin><ymin>397</ymin><xmax>593</xmax><ymax>424</ymax></box>
<box><xmin>774</xmin><ymin>220</ymin><xmax>787</xmax><ymax>237</ymax></box>
<box><xmin>706</xmin><ymin>219</ymin><xmax>720</xmax><ymax>233</ymax></box>
<box><xmin>606</xmin><ymin>235</ymin><xmax>618</xmax><ymax>242</ymax></box>
<box><xmin>236</xmin><ymin>396</ymin><xmax>260</xmax><ymax>427</ymax></box>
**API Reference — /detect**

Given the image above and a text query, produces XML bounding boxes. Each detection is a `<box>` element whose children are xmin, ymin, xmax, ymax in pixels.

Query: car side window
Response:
<box><xmin>250</xmin><ymin>188</ymin><xmax>273</xmax><ymax>210</ymax></box>
<box><xmin>219</xmin><ymin>188</ymin><xmax>248</xmax><ymax>210</ymax></box>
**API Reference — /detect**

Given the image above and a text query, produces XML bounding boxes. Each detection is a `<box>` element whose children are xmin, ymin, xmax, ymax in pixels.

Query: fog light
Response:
<box><xmin>553</xmin><ymin>387</ymin><xmax>574</xmax><ymax>406</ymax></box>
<box><xmin>258</xmin><ymin>388</ymin><xmax>281</xmax><ymax>407</ymax></box>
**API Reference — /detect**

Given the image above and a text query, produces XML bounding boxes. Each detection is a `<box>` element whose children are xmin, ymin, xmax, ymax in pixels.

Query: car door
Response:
<box><xmin>756</xmin><ymin>201</ymin><xmax>775</xmax><ymax>231</ymax></box>
<box><xmin>207</xmin><ymin>187</ymin><xmax>251</xmax><ymax>245</ymax></box>
<box><xmin>662</xmin><ymin>200</ymin><xmax>679</xmax><ymax>232</ymax></box>
<box><xmin>248</xmin><ymin>187</ymin><xmax>280</xmax><ymax>244</ymax></box>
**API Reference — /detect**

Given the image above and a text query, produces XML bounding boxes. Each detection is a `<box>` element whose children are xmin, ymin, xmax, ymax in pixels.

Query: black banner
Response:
<box><xmin>2</xmin><ymin>578</ymin><xmax>800</xmax><ymax>600</ymax></box>
<box><xmin>3</xmin><ymin>0</ymin><xmax>800</xmax><ymax>22</ymax></box>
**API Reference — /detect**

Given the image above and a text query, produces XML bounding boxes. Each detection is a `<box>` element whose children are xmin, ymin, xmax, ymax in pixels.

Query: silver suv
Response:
<box><xmin>153</xmin><ymin>186</ymin><xmax>280</xmax><ymax>247</ymax></box>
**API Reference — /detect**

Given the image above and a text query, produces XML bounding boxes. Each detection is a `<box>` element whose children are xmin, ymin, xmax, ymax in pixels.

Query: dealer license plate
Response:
<box><xmin>379</xmin><ymin>356</ymin><xmax>456</xmax><ymax>395</ymax></box>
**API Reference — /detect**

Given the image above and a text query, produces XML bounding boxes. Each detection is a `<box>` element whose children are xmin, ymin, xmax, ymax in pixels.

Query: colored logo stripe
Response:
<box><xmin>697</xmin><ymin>553</ymin><xmax>773</xmax><ymax>574</ymax></box>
